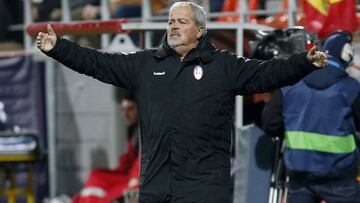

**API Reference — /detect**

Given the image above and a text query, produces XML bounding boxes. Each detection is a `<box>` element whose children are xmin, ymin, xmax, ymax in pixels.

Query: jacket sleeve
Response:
<box><xmin>261</xmin><ymin>89</ymin><xmax>284</xmax><ymax>138</ymax></box>
<box><xmin>225</xmin><ymin>52</ymin><xmax>317</xmax><ymax>95</ymax></box>
<box><xmin>45</xmin><ymin>38</ymin><xmax>142</xmax><ymax>90</ymax></box>
<box><xmin>351</xmin><ymin>94</ymin><xmax>360</xmax><ymax>132</ymax></box>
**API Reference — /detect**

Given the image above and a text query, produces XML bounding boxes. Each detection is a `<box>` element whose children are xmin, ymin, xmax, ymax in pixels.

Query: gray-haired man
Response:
<box><xmin>37</xmin><ymin>2</ymin><xmax>327</xmax><ymax>202</ymax></box>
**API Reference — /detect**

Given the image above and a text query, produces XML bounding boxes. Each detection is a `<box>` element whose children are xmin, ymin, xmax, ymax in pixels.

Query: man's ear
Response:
<box><xmin>196</xmin><ymin>26</ymin><xmax>205</xmax><ymax>39</ymax></box>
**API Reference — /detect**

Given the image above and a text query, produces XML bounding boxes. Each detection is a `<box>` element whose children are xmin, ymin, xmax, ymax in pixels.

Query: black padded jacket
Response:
<box><xmin>46</xmin><ymin>34</ymin><xmax>317</xmax><ymax>203</ymax></box>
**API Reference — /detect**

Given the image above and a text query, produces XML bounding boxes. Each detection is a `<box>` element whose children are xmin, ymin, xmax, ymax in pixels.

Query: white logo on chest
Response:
<box><xmin>153</xmin><ymin>71</ymin><xmax>165</xmax><ymax>76</ymax></box>
<box><xmin>193</xmin><ymin>65</ymin><xmax>203</xmax><ymax>80</ymax></box>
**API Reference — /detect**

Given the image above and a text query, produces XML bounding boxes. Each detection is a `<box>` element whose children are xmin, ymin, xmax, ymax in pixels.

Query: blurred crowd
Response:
<box><xmin>0</xmin><ymin>0</ymin><xmax>225</xmax><ymax>50</ymax></box>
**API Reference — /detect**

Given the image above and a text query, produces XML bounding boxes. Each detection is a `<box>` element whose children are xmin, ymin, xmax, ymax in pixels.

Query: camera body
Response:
<box><xmin>250</xmin><ymin>26</ymin><xmax>316</xmax><ymax>60</ymax></box>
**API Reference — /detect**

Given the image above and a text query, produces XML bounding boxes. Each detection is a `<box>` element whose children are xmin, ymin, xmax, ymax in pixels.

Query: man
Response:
<box><xmin>37</xmin><ymin>2</ymin><xmax>327</xmax><ymax>202</ymax></box>
<box><xmin>262</xmin><ymin>31</ymin><xmax>360</xmax><ymax>203</ymax></box>
<box><xmin>72</xmin><ymin>93</ymin><xmax>140</xmax><ymax>203</ymax></box>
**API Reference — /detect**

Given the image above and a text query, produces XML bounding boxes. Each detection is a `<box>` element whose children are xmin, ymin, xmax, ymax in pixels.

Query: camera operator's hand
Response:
<box><xmin>36</xmin><ymin>24</ymin><xmax>57</xmax><ymax>52</ymax></box>
<box><xmin>307</xmin><ymin>46</ymin><xmax>328</xmax><ymax>68</ymax></box>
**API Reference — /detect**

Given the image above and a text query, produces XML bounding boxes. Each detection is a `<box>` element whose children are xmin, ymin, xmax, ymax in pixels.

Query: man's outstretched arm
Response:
<box><xmin>37</xmin><ymin>24</ymin><xmax>141</xmax><ymax>90</ymax></box>
<box><xmin>226</xmin><ymin>47</ymin><xmax>327</xmax><ymax>95</ymax></box>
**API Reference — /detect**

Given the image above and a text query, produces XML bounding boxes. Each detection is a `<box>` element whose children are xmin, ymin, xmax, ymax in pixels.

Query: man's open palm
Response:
<box><xmin>37</xmin><ymin>24</ymin><xmax>57</xmax><ymax>52</ymax></box>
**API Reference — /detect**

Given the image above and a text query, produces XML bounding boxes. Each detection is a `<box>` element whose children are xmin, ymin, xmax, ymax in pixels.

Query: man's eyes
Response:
<box><xmin>168</xmin><ymin>20</ymin><xmax>188</xmax><ymax>24</ymax></box>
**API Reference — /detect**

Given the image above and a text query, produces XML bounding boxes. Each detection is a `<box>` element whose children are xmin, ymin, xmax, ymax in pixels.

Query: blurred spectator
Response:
<box><xmin>32</xmin><ymin>0</ymin><xmax>61</xmax><ymax>22</ymax></box>
<box><xmin>72</xmin><ymin>93</ymin><xmax>140</xmax><ymax>203</ymax></box>
<box><xmin>110</xmin><ymin>0</ymin><xmax>141</xmax><ymax>19</ymax></box>
<box><xmin>78</xmin><ymin>0</ymin><xmax>142</xmax><ymax>21</ymax></box>
<box><xmin>0</xmin><ymin>0</ymin><xmax>23</xmax><ymax>49</ymax></box>
<box><xmin>151</xmin><ymin>0</ymin><xmax>168</xmax><ymax>16</ymax></box>
<box><xmin>78</xmin><ymin>0</ymin><xmax>100</xmax><ymax>20</ymax></box>
<box><xmin>31</xmin><ymin>0</ymin><xmax>169</xmax><ymax>47</ymax></box>
<box><xmin>32</xmin><ymin>0</ymin><xmax>101</xmax><ymax>22</ymax></box>
<box><xmin>210</xmin><ymin>0</ymin><xmax>225</xmax><ymax>13</ymax></box>
<box><xmin>71</xmin><ymin>0</ymin><xmax>142</xmax><ymax>47</ymax></box>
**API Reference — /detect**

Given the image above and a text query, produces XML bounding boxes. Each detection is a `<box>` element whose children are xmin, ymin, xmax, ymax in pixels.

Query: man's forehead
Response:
<box><xmin>168</xmin><ymin>16</ymin><xmax>192</xmax><ymax>21</ymax></box>
<box><xmin>169</xmin><ymin>6</ymin><xmax>193</xmax><ymax>20</ymax></box>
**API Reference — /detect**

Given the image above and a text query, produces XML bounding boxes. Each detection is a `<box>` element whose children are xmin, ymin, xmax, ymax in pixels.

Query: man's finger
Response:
<box><xmin>47</xmin><ymin>24</ymin><xmax>55</xmax><ymax>35</ymax></box>
<box><xmin>309</xmin><ymin>46</ymin><xmax>317</xmax><ymax>55</ymax></box>
<box><xmin>37</xmin><ymin>33</ymin><xmax>43</xmax><ymax>39</ymax></box>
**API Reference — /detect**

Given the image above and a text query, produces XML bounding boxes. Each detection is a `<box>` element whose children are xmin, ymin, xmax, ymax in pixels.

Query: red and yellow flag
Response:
<box><xmin>304</xmin><ymin>0</ymin><xmax>359</xmax><ymax>38</ymax></box>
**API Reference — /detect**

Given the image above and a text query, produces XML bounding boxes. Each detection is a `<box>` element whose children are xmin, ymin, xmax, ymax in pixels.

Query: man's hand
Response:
<box><xmin>307</xmin><ymin>46</ymin><xmax>328</xmax><ymax>68</ymax></box>
<box><xmin>36</xmin><ymin>24</ymin><xmax>57</xmax><ymax>52</ymax></box>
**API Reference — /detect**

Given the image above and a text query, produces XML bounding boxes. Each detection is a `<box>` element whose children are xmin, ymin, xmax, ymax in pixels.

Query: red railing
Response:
<box><xmin>26</xmin><ymin>19</ymin><xmax>128</xmax><ymax>38</ymax></box>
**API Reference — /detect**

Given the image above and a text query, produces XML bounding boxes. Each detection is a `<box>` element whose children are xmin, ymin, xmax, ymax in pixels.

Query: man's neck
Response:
<box><xmin>173</xmin><ymin>41</ymin><xmax>198</xmax><ymax>59</ymax></box>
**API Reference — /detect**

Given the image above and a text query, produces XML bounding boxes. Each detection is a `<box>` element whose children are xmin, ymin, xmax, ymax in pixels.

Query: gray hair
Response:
<box><xmin>169</xmin><ymin>2</ymin><xmax>207</xmax><ymax>29</ymax></box>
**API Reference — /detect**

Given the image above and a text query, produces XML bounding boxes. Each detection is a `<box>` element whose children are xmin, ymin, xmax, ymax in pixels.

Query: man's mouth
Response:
<box><xmin>170</xmin><ymin>33</ymin><xmax>180</xmax><ymax>37</ymax></box>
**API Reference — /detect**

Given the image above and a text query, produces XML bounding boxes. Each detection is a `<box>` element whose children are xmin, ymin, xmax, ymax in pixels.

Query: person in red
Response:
<box><xmin>72</xmin><ymin>93</ymin><xmax>140</xmax><ymax>203</ymax></box>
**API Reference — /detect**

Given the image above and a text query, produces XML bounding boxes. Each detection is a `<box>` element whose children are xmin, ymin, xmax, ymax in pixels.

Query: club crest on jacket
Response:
<box><xmin>193</xmin><ymin>65</ymin><xmax>203</xmax><ymax>80</ymax></box>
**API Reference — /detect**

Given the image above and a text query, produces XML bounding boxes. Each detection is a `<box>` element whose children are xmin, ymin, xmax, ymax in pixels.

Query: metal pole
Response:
<box><xmin>235</xmin><ymin>0</ymin><xmax>247</xmax><ymax>129</ymax></box>
<box><xmin>235</xmin><ymin>27</ymin><xmax>244</xmax><ymax>128</ymax></box>
<box><xmin>23</xmin><ymin>0</ymin><xmax>32</xmax><ymax>51</ymax></box>
<box><xmin>45</xmin><ymin>59</ymin><xmax>56</xmax><ymax>197</ymax></box>
<box><xmin>61</xmin><ymin>0</ymin><xmax>71</xmax><ymax>22</ymax></box>
<box><xmin>287</xmin><ymin>0</ymin><xmax>296</xmax><ymax>27</ymax></box>
<box><xmin>61</xmin><ymin>0</ymin><xmax>71</xmax><ymax>42</ymax></box>
<box><xmin>101</xmin><ymin>0</ymin><xmax>111</xmax><ymax>49</ymax></box>
<box><xmin>142</xmin><ymin>0</ymin><xmax>153</xmax><ymax>48</ymax></box>
<box><xmin>239</xmin><ymin>0</ymin><xmax>248</xmax><ymax>23</ymax></box>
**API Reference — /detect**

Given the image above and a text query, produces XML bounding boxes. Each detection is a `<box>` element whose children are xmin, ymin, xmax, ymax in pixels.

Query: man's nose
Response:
<box><xmin>171</xmin><ymin>27</ymin><xmax>179</xmax><ymax>31</ymax></box>
<box><xmin>170</xmin><ymin>22</ymin><xmax>180</xmax><ymax>29</ymax></box>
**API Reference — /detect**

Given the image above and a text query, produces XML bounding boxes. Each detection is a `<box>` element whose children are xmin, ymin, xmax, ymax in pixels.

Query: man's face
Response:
<box><xmin>121</xmin><ymin>100</ymin><xmax>138</xmax><ymax>127</ymax></box>
<box><xmin>167</xmin><ymin>5</ymin><xmax>203</xmax><ymax>50</ymax></box>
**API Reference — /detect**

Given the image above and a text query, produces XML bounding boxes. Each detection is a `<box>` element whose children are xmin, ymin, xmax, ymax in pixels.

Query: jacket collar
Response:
<box><xmin>303</xmin><ymin>57</ymin><xmax>348</xmax><ymax>90</ymax></box>
<box><xmin>150</xmin><ymin>33</ymin><xmax>216</xmax><ymax>63</ymax></box>
<box><xmin>327</xmin><ymin>57</ymin><xmax>344</xmax><ymax>70</ymax></box>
